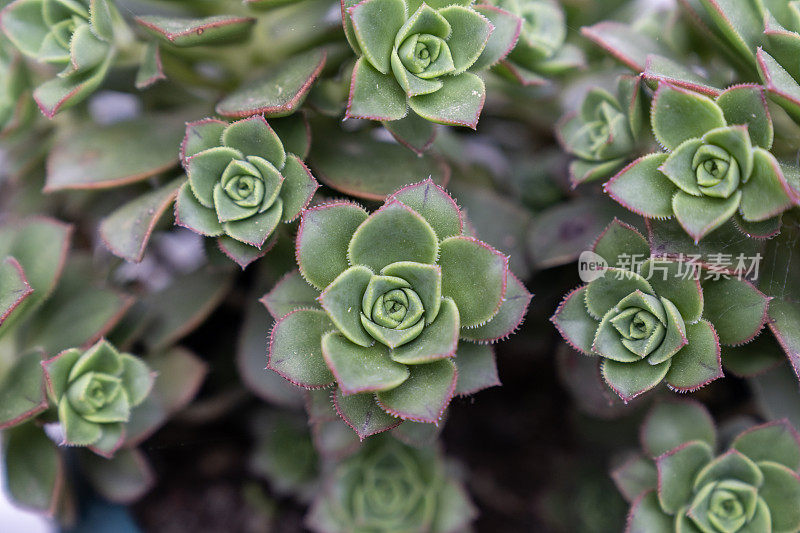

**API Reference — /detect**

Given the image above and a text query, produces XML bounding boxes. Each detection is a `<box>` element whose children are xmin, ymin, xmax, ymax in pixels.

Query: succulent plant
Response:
<box><xmin>0</xmin><ymin>0</ymin><xmax>130</xmax><ymax>116</ymax></box>
<box><xmin>306</xmin><ymin>436</ymin><xmax>475</xmax><ymax>533</ymax></box>
<box><xmin>341</xmin><ymin>0</ymin><xmax>519</xmax><ymax>128</ymax></box>
<box><xmin>0</xmin><ymin>37</ymin><xmax>31</xmax><ymax>135</ymax></box>
<box><xmin>557</xmin><ymin>75</ymin><xmax>647</xmax><ymax>186</ymax></box>
<box><xmin>175</xmin><ymin>115</ymin><xmax>318</xmax><ymax>266</ymax></box>
<box><xmin>613</xmin><ymin>401</ymin><xmax>800</xmax><ymax>532</ymax></box>
<box><xmin>491</xmin><ymin>0</ymin><xmax>583</xmax><ymax>85</ymax></box>
<box><xmin>42</xmin><ymin>339</ymin><xmax>155</xmax><ymax>457</ymax></box>
<box><xmin>605</xmin><ymin>84</ymin><xmax>799</xmax><ymax>242</ymax></box>
<box><xmin>267</xmin><ymin>179</ymin><xmax>531</xmax><ymax>436</ymax></box>
<box><xmin>551</xmin><ymin>219</ymin><xmax>770</xmax><ymax>401</ymax></box>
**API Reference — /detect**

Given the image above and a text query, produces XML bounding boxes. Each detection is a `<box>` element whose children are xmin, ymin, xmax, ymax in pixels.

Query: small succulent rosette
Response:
<box><xmin>306</xmin><ymin>436</ymin><xmax>475</xmax><ymax>533</ymax></box>
<box><xmin>491</xmin><ymin>0</ymin><xmax>583</xmax><ymax>85</ymax></box>
<box><xmin>266</xmin><ymin>179</ymin><xmax>531</xmax><ymax>439</ymax></box>
<box><xmin>42</xmin><ymin>339</ymin><xmax>155</xmax><ymax>457</ymax></box>
<box><xmin>557</xmin><ymin>75</ymin><xmax>646</xmax><ymax>186</ymax></box>
<box><xmin>613</xmin><ymin>400</ymin><xmax>800</xmax><ymax>532</ymax></box>
<box><xmin>551</xmin><ymin>219</ymin><xmax>770</xmax><ymax>402</ymax></box>
<box><xmin>175</xmin><ymin>115</ymin><xmax>318</xmax><ymax>267</ymax></box>
<box><xmin>341</xmin><ymin>0</ymin><xmax>521</xmax><ymax>128</ymax></box>
<box><xmin>0</xmin><ymin>0</ymin><xmax>128</xmax><ymax>117</ymax></box>
<box><xmin>605</xmin><ymin>84</ymin><xmax>800</xmax><ymax>243</ymax></box>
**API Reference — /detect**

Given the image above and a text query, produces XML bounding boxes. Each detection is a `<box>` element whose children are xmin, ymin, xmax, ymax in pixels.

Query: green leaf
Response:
<box><xmin>181</xmin><ymin>119</ymin><xmax>226</xmax><ymax>162</ymax></box>
<box><xmin>80</xmin><ymin>448</ymin><xmax>154</xmax><ymax>504</ymax></box>
<box><xmin>471</xmin><ymin>5</ymin><xmax>521</xmax><ymax>71</ymax></box>
<box><xmin>217</xmin><ymin>48</ymin><xmax>326</xmax><ymax>118</ymax></box>
<box><xmin>702</xmin><ymin>277</ymin><xmax>768</xmax><ymax>346</ymax></box>
<box><xmin>382</xmin><ymin>114</ymin><xmax>437</xmax><ymax>155</ymax></box>
<box><xmin>59</xmin><ymin>398</ymin><xmax>102</xmax><ymax>445</ymax></box>
<box><xmin>321</xmin><ymin>331</ymin><xmax>409</xmax><ymax>394</ymax></box>
<box><xmin>346</xmin><ymin>56</ymin><xmax>408</xmax><ymax>121</ymax></box>
<box><xmin>391</xmin><ymin>297</ymin><xmax>459</xmax><ymax>364</ymax></box>
<box><xmin>349</xmin><ymin>0</ymin><xmax>407</xmax><ymax>74</ymax></box>
<box><xmin>461</xmin><ymin>272</ymin><xmax>531</xmax><ymax>343</ymax></box>
<box><xmin>659</xmin><ymin>138</ymin><xmax>706</xmax><ymax>196</ymax></box>
<box><xmin>651</xmin><ymin>85</ymin><xmax>726</xmax><ymax>151</ymax></box>
<box><xmin>693</xmin><ymin>450</ymin><xmax>763</xmax><ymax>488</ymax></box>
<box><xmin>432</xmin><ymin>479</ymin><xmax>478</xmax><ymax>533</ymax></box>
<box><xmin>135</xmin><ymin>41</ymin><xmax>165</xmax><ymax>89</ymax></box>
<box><xmin>99</xmin><ymin>178</ymin><xmax>182</xmax><ymax>263</ymax></box>
<box><xmin>626</xmin><ymin>491</ymin><xmax>673</xmax><ymax>533</ymax></box>
<box><xmin>3</xmin><ymin>422</ymin><xmax>62</xmax><ymax>514</ymax></box>
<box><xmin>46</xmin><ymin>114</ymin><xmax>184</xmax><ymax>191</ymax></box>
<box><xmin>757</xmin><ymin>48</ymin><xmax>800</xmax><ymax>125</ymax></box>
<box><xmin>319</xmin><ymin>265</ymin><xmax>374</xmax><ymax>347</ymax></box>
<box><xmin>584</xmin><ymin>269</ymin><xmax>654</xmax><ymax>319</ymax></box>
<box><xmin>740</xmin><ymin>148</ymin><xmax>797</xmax><ymax>222</ymax></box>
<box><xmin>721</xmin><ymin>333</ymin><xmax>785</xmax><ymax>377</ymax></box>
<box><xmin>732</xmin><ymin>421</ymin><xmax>800</xmax><ymax>471</ymax></box>
<box><xmin>664</xmin><ymin>319</ymin><xmax>722</xmax><ymax>391</ymax></box>
<box><xmin>222</xmin><ymin>116</ymin><xmax>285</xmax><ymax>168</ymax></box>
<box><xmin>271</xmin><ymin>115</ymin><xmax>311</xmax><ymax>160</ymax></box>
<box><xmin>611</xmin><ymin>454</ymin><xmax>658</xmax><ymax>502</ymax></box>
<box><xmin>0</xmin><ymin>350</ymin><xmax>47</xmax><ymax>429</ymax></box>
<box><xmin>439</xmin><ymin>235</ymin><xmax>507</xmax><ymax>329</ymax></box>
<box><xmin>672</xmin><ymin>190</ymin><xmax>742</xmax><ymax>243</ymax></box>
<box><xmin>698</xmin><ymin>0</ymin><xmax>763</xmax><ymax>61</ymax></box>
<box><xmin>408</xmin><ymin>71</ymin><xmax>485</xmax><ymax>128</ymax></box>
<box><xmin>0</xmin><ymin>0</ymin><xmax>50</xmax><ymax>58</ymax></box>
<box><xmin>642</xmin><ymin>400</ymin><xmax>716</xmax><ymax>457</ymax></box>
<box><xmin>604</xmin><ymin>153</ymin><xmax>675</xmax><ymax>219</ymax></box>
<box><xmin>601</xmin><ymin>357</ymin><xmax>671</xmax><ymax>402</ymax></box>
<box><xmin>136</xmin><ymin>15</ymin><xmax>255</xmax><ymax>47</ymax></box>
<box><xmin>581</xmin><ymin>21</ymin><xmax>673</xmax><ymax>71</ymax></box>
<box><xmin>223</xmin><ymin>198</ymin><xmax>283</xmax><ymax>248</ymax></box>
<box><xmin>268</xmin><ymin>309</ymin><xmax>335</xmax><ymax>388</ymax></box>
<box><xmin>333</xmin><ymin>388</ymin><xmax>400</xmax><ymax>439</ymax></box>
<box><xmin>175</xmin><ymin>181</ymin><xmax>224</xmax><ymax>237</ymax></box>
<box><xmin>0</xmin><ymin>257</ymin><xmax>32</xmax><ymax>326</ymax></box>
<box><xmin>187</xmin><ymin>146</ymin><xmax>240</xmax><ymax>207</ymax></box>
<box><xmin>704</xmin><ymin>124</ymin><xmax>754</xmax><ymax>180</ymax></box>
<box><xmin>438</xmin><ymin>5</ymin><xmax>492</xmax><ymax>74</ymax></box>
<box><xmin>395</xmin><ymin>3</ymin><xmax>450</xmax><ymax>44</ymax></box>
<box><xmin>639</xmin><ymin>259</ymin><xmax>703</xmax><ymax>324</ymax></box>
<box><xmin>261</xmin><ymin>270</ymin><xmax>321</xmax><ymax>321</ymax></box>
<box><xmin>90</xmin><ymin>0</ymin><xmax>115</xmax><ymax>41</ymax></box>
<box><xmin>296</xmin><ymin>201</ymin><xmax>368</xmax><ymax>290</ymax></box>
<box><xmin>757</xmin><ymin>461</ymin><xmax>800</xmax><ymax>532</ymax></box>
<box><xmin>656</xmin><ymin>441</ymin><xmax>714</xmax><ymax>514</ymax></box>
<box><xmin>593</xmin><ymin>219</ymin><xmax>651</xmax><ymax>269</ymax></box>
<box><xmin>348</xmin><ymin>201</ymin><xmax>439</xmax><ymax>272</ymax></box>
<box><xmin>375</xmin><ymin>358</ymin><xmax>456</xmax><ymax>423</ymax></box>
<box><xmin>452</xmin><ymin>341</ymin><xmax>499</xmax><ymax>395</ymax></box>
<box><xmin>33</xmin><ymin>52</ymin><xmax>113</xmax><ymax>118</ymax></box>
<box><xmin>551</xmin><ymin>286</ymin><xmax>597</xmax><ymax>355</ymax></box>
<box><xmin>716</xmin><ymin>85</ymin><xmax>773</xmax><ymax>149</ymax></box>
<box><xmin>768</xmin><ymin>299</ymin><xmax>800</xmax><ymax>380</ymax></box>
<box><xmin>279</xmin><ymin>154</ymin><xmax>318</xmax><ymax>222</ymax></box>
<box><xmin>68</xmin><ymin>23</ymin><xmax>108</xmax><ymax>72</ymax></box>
<box><xmin>119</xmin><ymin>354</ymin><xmax>154</xmax><ymax>408</ymax></box>
<box><xmin>643</xmin><ymin>54</ymin><xmax>722</xmax><ymax>98</ymax></box>
<box><xmin>387</xmin><ymin>179</ymin><xmax>462</xmax><ymax>240</ymax></box>
<box><xmin>382</xmin><ymin>261</ymin><xmax>442</xmax><ymax>324</ymax></box>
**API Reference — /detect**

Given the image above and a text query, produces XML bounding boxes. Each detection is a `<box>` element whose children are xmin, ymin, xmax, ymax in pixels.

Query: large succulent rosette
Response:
<box><xmin>342</xmin><ymin>0</ymin><xmax>520</xmax><ymax>128</ymax></box>
<box><xmin>175</xmin><ymin>115</ymin><xmax>318</xmax><ymax>267</ymax></box>
<box><xmin>552</xmin><ymin>220</ymin><xmax>770</xmax><ymax>401</ymax></box>
<box><xmin>266</xmin><ymin>179</ymin><xmax>531</xmax><ymax>438</ymax></box>
<box><xmin>306</xmin><ymin>436</ymin><xmax>475</xmax><ymax>533</ymax></box>
<box><xmin>0</xmin><ymin>0</ymin><xmax>124</xmax><ymax>116</ymax></box>
<box><xmin>42</xmin><ymin>339</ymin><xmax>155</xmax><ymax>457</ymax></box>
<box><xmin>613</xmin><ymin>401</ymin><xmax>800</xmax><ymax>532</ymax></box>
<box><xmin>605</xmin><ymin>84</ymin><xmax>799</xmax><ymax>242</ymax></box>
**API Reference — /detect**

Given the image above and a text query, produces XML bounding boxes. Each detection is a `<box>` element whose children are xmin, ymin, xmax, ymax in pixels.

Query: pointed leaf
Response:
<box><xmin>438</xmin><ymin>5</ymin><xmax>492</xmax><ymax>74</ymax></box>
<box><xmin>383</xmin><ymin>114</ymin><xmax>437</xmax><ymax>155</ymax></box>
<box><xmin>223</xmin><ymin>198</ymin><xmax>283</xmax><ymax>247</ymax></box>
<box><xmin>391</xmin><ymin>297</ymin><xmax>459</xmax><ymax>364</ymax></box>
<box><xmin>33</xmin><ymin>53</ymin><xmax>112</xmax><ymax>118</ymax></box>
<box><xmin>471</xmin><ymin>5</ymin><xmax>520</xmax><ymax>71</ymax></box>
<box><xmin>181</xmin><ymin>119</ymin><xmax>227</xmax><ymax>162</ymax></box>
<box><xmin>0</xmin><ymin>257</ymin><xmax>32</xmax><ymax>326</ymax></box>
<box><xmin>732</xmin><ymin>421</ymin><xmax>800</xmax><ymax>471</ymax></box>
<box><xmin>453</xmin><ymin>341</ymin><xmax>499</xmax><ymax>395</ymax></box>
<box><xmin>651</xmin><ymin>85</ymin><xmax>726</xmax><ymax>151</ymax></box>
<box><xmin>757</xmin><ymin>461</ymin><xmax>800</xmax><ymax>532</ymax></box>
<box><xmin>3</xmin><ymin>422</ymin><xmax>62</xmax><ymax>514</ymax></box>
<box><xmin>642</xmin><ymin>400</ymin><xmax>716</xmax><ymax>457</ymax></box>
<box><xmin>672</xmin><ymin>190</ymin><xmax>742</xmax><ymax>242</ymax></box>
<box><xmin>346</xmin><ymin>56</ymin><xmax>408</xmax><ymax>121</ymax></box>
<box><xmin>269</xmin><ymin>309</ymin><xmax>335</xmax><ymax>388</ymax></box>
<box><xmin>656</xmin><ymin>441</ymin><xmax>714</xmax><ymax>514</ymax></box>
<box><xmin>740</xmin><ymin>148</ymin><xmax>797</xmax><ymax>222</ymax></box>
<box><xmin>408</xmin><ymin>71</ymin><xmax>485</xmax><ymax>128</ymax></box>
<box><xmin>80</xmin><ymin>448</ymin><xmax>154</xmax><ymax>504</ymax></box>
<box><xmin>261</xmin><ymin>270</ymin><xmax>321</xmax><ymax>321</ymax></box>
<box><xmin>387</xmin><ymin>179</ymin><xmax>462</xmax><ymax>239</ymax></box>
<box><xmin>174</xmin><ymin>181</ymin><xmax>224</xmax><ymax>237</ymax></box>
<box><xmin>702</xmin><ymin>277</ymin><xmax>768</xmax><ymax>346</ymax></box>
<box><xmin>593</xmin><ymin>219</ymin><xmax>651</xmax><ymax>269</ymax></box>
<box><xmin>375</xmin><ymin>358</ymin><xmax>456</xmax><ymax>423</ymax></box>
<box><xmin>665</xmin><ymin>319</ymin><xmax>722</xmax><ymax>392</ymax></box>
<box><xmin>611</xmin><ymin>454</ymin><xmax>658</xmax><ymax>502</ymax></box>
<box><xmin>757</xmin><ymin>48</ymin><xmax>800</xmax><ymax>124</ymax></box>
<box><xmin>321</xmin><ymin>331</ymin><xmax>409</xmax><ymax>394</ymax></box>
<box><xmin>716</xmin><ymin>85</ymin><xmax>773</xmax><ymax>149</ymax></box>
<box><xmin>604</xmin><ymin>154</ymin><xmax>675</xmax><ymax>218</ymax></box>
<box><xmin>639</xmin><ymin>259</ymin><xmax>703</xmax><ymax>324</ymax></box>
<box><xmin>768</xmin><ymin>299</ymin><xmax>800</xmax><ymax>380</ymax></box>
<box><xmin>626</xmin><ymin>491</ymin><xmax>673</xmax><ymax>533</ymax></box>
<box><xmin>333</xmin><ymin>388</ymin><xmax>401</xmax><ymax>439</ymax></box>
<box><xmin>581</xmin><ymin>21</ymin><xmax>672</xmax><ymax>71</ymax></box>
<box><xmin>461</xmin><ymin>272</ymin><xmax>531</xmax><ymax>343</ymax></box>
<box><xmin>601</xmin><ymin>357</ymin><xmax>671</xmax><ymax>402</ymax></box>
<box><xmin>349</xmin><ymin>0</ymin><xmax>406</xmax><ymax>74</ymax></box>
<box><xmin>222</xmin><ymin>115</ymin><xmax>285</xmax><ymax>167</ymax></box>
<box><xmin>279</xmin><ymin>154</ymin><xmax>318</xmax><ymax>222</ymax></box>
<box><xmin>319</xmin><ymin>265</ymin><xmax>373</xmax><ymax>347</ymax></box>
<box><xmin>551</xmin><ymin>286</ymin><xmax>597</xmax><ymax>355</ymax></box>
<box><xmin>584</xmin><ymin>269</ymin><xmax>654</xmax><ymax>319</ymax></box>
<box><xmin>136</xmin><ymin>15</ymin><xmax>256</xmax><ymax>47</ymax></box>
<box><xmin>0</xmin><ymin>350</ymin><xmax>47</xmax><ymax>429</ymax></box>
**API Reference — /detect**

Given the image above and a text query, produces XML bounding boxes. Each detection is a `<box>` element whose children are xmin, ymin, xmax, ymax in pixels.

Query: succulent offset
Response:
<box><xmin>557</xmin><ymin>75</ymin><xmax>646</xmax><ymax>185</ymax></box>
<box><xmin>175</xmin><ymin>115</ymin><xmax>318</xmax><ymax>266</ymax></box>
<box><xmin>306</xmin><ymin>436</ymin><xmax>475</xmax><ymax>533</ymax></box>
<box><xmin>605</xmin><ymin>84</ymin><xmax>799</xmax><ymax>242</ymax></box>
<box><xmin>42</xmin><ymin>339</ymin><xmax>155</xmax><ymax>457</ymax></box>
<box><xmin>551</xmin><ymin>219</ymin><xmax>770</xmax><ymax>401</ymax></box>
<box><xmin>614</xmin><ymin>401</ymin><xmax>800</xmax><ymax>532</ymax></box>
<box><xmin>266</xmin><ymin>179</ymin><xmax>531</xmax><ymax>437</ymax></box>
<box><xmin>342</xmin><ymin>0</ymin><xmax>520</xmax><ymax>127</ymax></box>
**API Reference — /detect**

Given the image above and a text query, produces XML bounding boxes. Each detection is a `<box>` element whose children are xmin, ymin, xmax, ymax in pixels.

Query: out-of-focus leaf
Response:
<box><xmin>136</xmin><ymin>15</ymin><xmax>256</xmax><ymax>47</ymax></box>
<box><xmin>0</xmin><ymin>350</ymin><xmax>47</xmax><ymax>429</ymax></box>
<box><xmin>3</xmin><ymin>422</ymin><xmax>62</xmax><ymax>514</ymax></box>
<box><xmin>80</xmin><ymin>448</ymin><xmax>154</xmax><ymax>504</ymax></box>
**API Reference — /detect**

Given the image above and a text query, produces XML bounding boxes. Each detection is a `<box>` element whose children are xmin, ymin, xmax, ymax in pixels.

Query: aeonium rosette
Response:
<box><xmin>613</xmin><ymin>401</ymin><xmax>800</xmax><ymax>532</ymax></box>
<box><xmin>306</xmin><ymin>436</ymin><xmax>476</xmax><ymax>533</ymax></box>
<box><xmin>175</xmin><ymin>115</ymin><xmax>318</xmax><ymax>268</ymax></box>
<box><xmin>342</xmin><ymin>0</ymin><xmax>522</xmax><ymax>128</ymax></box>
<box><xmin>42</xmin><ymin>339</ymin><xmax>155</xmax><ymax>457</ymax></box>
<box><xmin>264</xmin><ymin>179</ymin><xmax>531</xmax><ymax>439</ymax></box>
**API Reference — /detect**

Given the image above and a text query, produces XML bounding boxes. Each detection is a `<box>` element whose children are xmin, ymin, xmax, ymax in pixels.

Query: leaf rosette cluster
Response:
<box><xmin>266</xmin><ymin>179</ymin><xmax>531</xmax><ymax>437</ymax></box>
<box><xmin>551</xmin><ymin>219</ymin><xmax>770</xmax><ymax>401</ymax></box>
<box><xmin>175</xmin><ymin>115</ymin><xmax>318</xmax><ymax>266</ymax></box>
<box><xmin>42</xmin><ymin>339</ymin><xmax>154</xmax><ymax>457</ymax></box>
<box><xmin>614</xmin><ymin>401</ymin><xmax>800</xmax><ymax>533</ymax></box>
<box><xmin>306</xmin><ymin>437</ymin><xmax>475</xmax><ymax>533</ymax></box>
<box><xmin>605</xmin><ymin>84</ymin><xmax>799</xmax><ymax>242</ymax></box>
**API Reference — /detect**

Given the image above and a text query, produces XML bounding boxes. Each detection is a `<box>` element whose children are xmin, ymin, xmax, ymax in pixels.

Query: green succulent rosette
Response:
<box><xmin>0</xmin><ymin>0</ymin><xmax>128</xmax><ymax>117</ymax></box>
<box><xmin>557</xmin><ymin>75</ymin><xmax>646</xmax><ymax>186</ymax></box>
<box><xmin>42</xmin><ymin>339</ymin><xmax>155</xmax><ymax>457</ymax></box>
<box><xmin>306</xmin><ymin>436</ymin><xmax>475</xmax><ymax>533</ymax></box>
<box><xmin>605</xmin><ymin>84</ymin><xmax>799</xmax><ymax>242</ymax></box>
<box><xmin>342</xmin><ymin>0</ymin><xmax>520</xmax><ymax>128</ymax></box>
<box><xmin>175</xmin><ymin>115</ymin><xmax>319</xmax><ymax>268</ymax></box>
<box><xmin>613</xmin><ymin>400</ymin><xmax>800</xmax><ymax>532</ymax></box>
<box><xmin>490</xmin><ymin>0</ymin><xmax>583</xmax><ymax>85</ymax></box>
<box><xmin>552</xmin><ymin>219</ymin><xmax>770</xmax><ymax>401</ymax></box>
<box><xmin>266</xmin><ymin>179</ymin><xmax>531</xmax><ymax>438</ymax></box>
